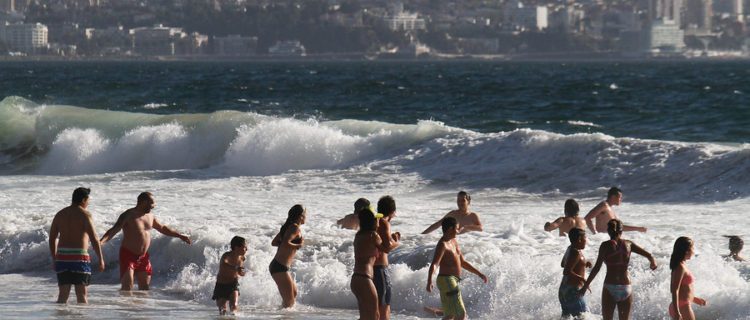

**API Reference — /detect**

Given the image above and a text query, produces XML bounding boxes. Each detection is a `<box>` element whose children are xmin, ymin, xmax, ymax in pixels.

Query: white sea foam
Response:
<box><xmin>0</xmin><ymin>97</ymin><xmax>749</xmax><ymax>319</ymax></box>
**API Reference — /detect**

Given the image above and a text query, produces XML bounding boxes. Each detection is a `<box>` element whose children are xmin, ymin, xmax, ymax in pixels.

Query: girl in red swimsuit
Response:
<box><xmin>669</xmin><ymin>237</ymin><xmax>707</xmax><ymax>320</ymax></box>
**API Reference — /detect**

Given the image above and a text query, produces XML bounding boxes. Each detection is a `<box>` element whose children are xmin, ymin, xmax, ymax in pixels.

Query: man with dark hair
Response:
<box><xmin>100</xmin><ymin>192</ymin><xmax>191</xmax><ymax>290</ymax></box>
<box><xmin>422</xmin><ymin>191</ymin><xmax>483</xmax><ymax>235</ymax></box>
<box><xmin>49</xmin><ymin>187</ymin><xmax>105</xmax><ymax>303</ymax></box>
<box><xmin>337</xmin><ymin>198</ymin><xmax>370</xmax><ymax>230</ymax></box>
<box><xmin>426</xmin><ymin>217</ymin><xmax>488</xmax><ymax>320</ymax></box>
<box><xmin>584</xmin><ymin>187</ymin><xmax>646</xmax><ymax>234</ymax></box>
<box><xmin>544</xmin><ymin>199</ymin><xmax>587</xmax><ymax>236</ymax></box>
<box><xmin>374</xmin><ymin>195</ymin><xmax>401</xmax><ymax>320</ymax></box>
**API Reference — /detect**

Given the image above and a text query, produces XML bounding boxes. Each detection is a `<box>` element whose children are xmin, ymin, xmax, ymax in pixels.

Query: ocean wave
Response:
<box><xmin>1</xmin><ymin>96</ymin><xmax>749</xmax><ymax>201</ymax></box>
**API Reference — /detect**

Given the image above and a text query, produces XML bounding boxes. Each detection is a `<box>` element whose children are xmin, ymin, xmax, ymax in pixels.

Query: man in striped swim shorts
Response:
<box><xmin>49</xmin><ymin>187</ymin><xmax>105</xmax><ymax>304</ymax></box>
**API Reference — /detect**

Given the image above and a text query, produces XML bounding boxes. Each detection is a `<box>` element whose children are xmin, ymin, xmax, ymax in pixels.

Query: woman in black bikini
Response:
<box><xmin>351</xmin><ymin>208</ymin><xmax>385</xmax><ymax>320</ymax></box>
<box><xmin>270</xmin><ymin>204</ymin><xmax>306</xmax><ymax>308</ymax></box>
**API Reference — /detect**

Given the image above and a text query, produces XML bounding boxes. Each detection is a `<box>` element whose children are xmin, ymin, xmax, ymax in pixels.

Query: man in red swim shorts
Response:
<box><xmin>100</xmin><ymin>192</ymin><xmax>191</xmax><ymax>290</ymax></box>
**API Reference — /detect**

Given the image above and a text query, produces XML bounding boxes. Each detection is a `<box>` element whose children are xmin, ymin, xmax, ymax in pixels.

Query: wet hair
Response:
<box><xmin>607</xmin><ymin>187</ymin><xmax>622</xmax><ymax>199</ymax></box>
<box><xmin>568</xmin><ymin>228</ymin><xmax>585</xmax><ymax>244</ymax></box>
<box><xmin>458</xmin><ymin>191</ymin><xmax>471</xmax><ymax>203</ymax></box>
<box><xmin>280</xmin><ymin>204</ymin><xmax>305</xmax><ymax>236</ymax></box>
<box><xmin>607</xmin><ymin>219</ymin><xmax>623</xmax><ymax>239</ymax></box>
<box><xmin>354</xmin><ymin>198</ymin><xmax>370</xmax><ymax>213</ymax></box>
<box><xmin>230</xmin><ymin>236</ymin><xmax>246</xmax><ymax>250</ymax></box>
<box><xmin>726</xmin><ymin>235</ymin><xmax>744</xmax><ymax>254</ymax></box>
<box><xmin>441</xmin><ymin>217</ymin><xmax>458</xmax><ymax>233</ymax></box>
<box><xmin>670</xmin><ymin>236</ymin><xmax>693</xmax><ymax>270</ymax></box>
<box><xmin>72</xmin><ymin>187</ymin><xmax>90</xmax><ymax>204</ymax></box>
<box><xmin>137</xmin><ymin>192</ymin><xmax>153</xmax><ymax>203</ymax></box>
<box><xmin>358</xmin><ymin>208</ymin><xmax>377</xmax><ymax>232</ymax></box>
<box><xmin>377</xmin><ymin>195</ymin><xmax>396</xmax><ymax>217</ymax></box>
<box><xmin>564</xmin><ymin>199</ymin><xmax>580</xmax><ymax>217</ymax></box>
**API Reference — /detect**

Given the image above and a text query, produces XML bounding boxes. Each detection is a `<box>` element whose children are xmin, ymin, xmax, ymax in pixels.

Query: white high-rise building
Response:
<box><xmin>1</xmin><ymin>23</ymin><xmax>48</xmax><ymax>54</ymax></box>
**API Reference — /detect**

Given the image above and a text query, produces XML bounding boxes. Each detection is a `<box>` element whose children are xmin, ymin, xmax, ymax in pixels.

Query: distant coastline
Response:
<box><xmin>2</xmin><ymin>52</ymin><xmax>749</xmax><ymax>62</ymax></box>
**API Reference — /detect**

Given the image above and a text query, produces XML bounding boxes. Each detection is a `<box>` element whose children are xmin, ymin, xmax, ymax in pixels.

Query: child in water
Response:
<box><xmin>559</xmin><ymin>228</ymin><xmax>591</xmax><ymax>318</ymax></box>
<box><xmin>426</xmin><ymin>217</ymin><xmax>488</xmax><ymax>320</ymax></box>
<box><xmin>212</xmin><ymin>236</ymin><xmax>248</xmax><ymax>315</ymax></box>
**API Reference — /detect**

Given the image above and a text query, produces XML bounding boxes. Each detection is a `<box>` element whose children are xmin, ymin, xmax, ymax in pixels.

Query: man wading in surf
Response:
<box><xmin>100</xmin><ymin>192</ymin><xmax>191</xmax><ymax>290</ymax></box>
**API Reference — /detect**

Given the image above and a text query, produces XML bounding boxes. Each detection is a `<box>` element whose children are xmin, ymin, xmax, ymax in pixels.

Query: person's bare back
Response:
<box><xmin>437</xmin><ymin>238</ymin><xmax>462</xmax><ymax>277</ymax></box>
<box><xmin>546</xmin><ymin>216</ymin><xmax>587</xmax><ymax>236</ymax></box>
<box><xmin>52</xmin><ymin>206</ymin><xmax>96</xmax><ymax>250</ymax></box>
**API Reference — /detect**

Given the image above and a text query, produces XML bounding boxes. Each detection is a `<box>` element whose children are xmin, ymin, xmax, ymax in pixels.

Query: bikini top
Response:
<box><xmin>682</xmin><ymin>270</ymin><xmax>694</xmax><ymax>285</ymax></box>
<box><xmin>605</xmin><ymin>239</ymin><xmax>630</xmax><ymax>267</ymax></box>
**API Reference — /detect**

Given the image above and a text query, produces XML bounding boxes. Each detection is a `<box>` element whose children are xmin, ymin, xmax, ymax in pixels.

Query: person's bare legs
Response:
<box><xmin>216</xmin><ymin>298</ymin><xmax>228</xmax><ymax>315</ymax></box>
<box><xmin>57</xmin><ymin>284</ymin><xmax>71</xmax><ymax>303</ymax></box>
<box><xmin>379</xmin><ymin>304</ymin><xmax>390</xmax><ymax>320</ymax></box>
<box><xmin>121</xmin><ymin>268</ymin><xmax>134</xmax><ymax>291</ymax></box>
<box><xmin>271</xmin><ymin>272</ymin><xmax>296</xmax><ymax>308</ymax></box>
<box><xmin>229</xmin><ymin>290</ymin><xmax>239</xmax><ymax>313</ymax></box>
<box><xmin>679</xmin><ymin>303</ymin><xmax>695</xmax><ymax>320</ymax></box>
<box><xmin>602</xmin><ymin>287</ymin><xmax>616</xmax><ymax>320</ymax></box>
<box><xmin>74</xmin><ymin>284</ymin><xmax>87</xmax><ymax>303</ymax></box>
<box><xmin>351</xmin><ymin>276</ymin><xmax>379</xmax><ymax>320</ymax></box>
<box><xmin>136</xmin><ymin>271</ymin><xmax>150</xmax><ymax>290</ymax></box>
<box><xmin>616</xmin><ymin>295</ymin><xmax>633</xmax><ymax>320</ymax></box>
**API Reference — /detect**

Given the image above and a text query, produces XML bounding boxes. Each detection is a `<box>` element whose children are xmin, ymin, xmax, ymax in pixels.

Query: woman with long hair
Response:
<box><xmin>669</xmin><ymin>237</ymin><xmax>707</xmax><ymax>320</ymax></box>
<box><xmin>270</xmin><ymin>204</ymin><xmax>306</xmax><ymax>308</ymax></box>
<box><xmin>580</xmin><ymin>219</ymin><xmax>657</xmax><ymax>320</ymax></box>
<box><xmin>351</xmin><ymin>208</ymin><xmax>385</xmax><ymax>320</ymax></box>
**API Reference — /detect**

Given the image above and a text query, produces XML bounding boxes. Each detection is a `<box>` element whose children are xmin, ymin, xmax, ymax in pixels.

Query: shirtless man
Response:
<box><xmin>99</xmin><ymin>192</ymin><xmax>191</xmax><ymax>290</ymax></box>
<box><xmin>426</xmin><ymin>217</ymin><xmax>488</xmax><ymax>320</ymax></box>
<box><xmin>584</xmin><ymin>187</ymin><xmax>646</xmax><ymax>234</ymax></box>
<box><xmin>544</xmin><ymin>199</ymin><xmax>587</xmax><ymax>237</ymax></box>
<box><xmin>337</xmin><ymin>198</ymin><xmax>370</xmax><ymax>230</ymax></box>
<box><xmin>422</xmin><ymin>191</ymin><xmax>483</xmax><ymax>235</ymax></box>
<box><xmin>49</xmin><ymin>187</ymin><xmax>105</xmax><ymax>304</ymax></box>
<box><xmin>374</xmin><ymin>196</ymin><xmax>401</xmax><ymax>320</ymax></box>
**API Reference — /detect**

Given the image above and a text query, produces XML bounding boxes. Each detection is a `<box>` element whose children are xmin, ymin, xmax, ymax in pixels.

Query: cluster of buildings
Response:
<box><xmin>0</xmin><ymin>0</ymin><xmax>749</xmax><ymax>58</ymax></box>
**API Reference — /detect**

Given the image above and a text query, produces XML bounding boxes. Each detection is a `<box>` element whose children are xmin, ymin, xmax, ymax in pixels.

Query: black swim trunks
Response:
<box><xmin>57</xmin><ymin>271</ymin><xmax>91</xmax><ymax>286</ymax></box>
<box><xmin>268</xmin><ymin>259</ymin><xmax>290</xmax><ymax>274</ymax></box>
<box><xmin>373</xmin><ymin>265</ymin><xmax>392</xmax><ymax>306</ymax></box>
<box><xmin>211</xmin><ymin>280</ymin><xmax>239</xmax><ymax>300</ymax></box>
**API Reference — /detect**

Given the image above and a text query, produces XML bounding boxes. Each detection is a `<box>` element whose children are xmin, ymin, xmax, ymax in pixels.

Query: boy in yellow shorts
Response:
<box><xmin>426</xmin><ymin>217</ymin><xmax>488</xmax><ymax>319</ymax></box>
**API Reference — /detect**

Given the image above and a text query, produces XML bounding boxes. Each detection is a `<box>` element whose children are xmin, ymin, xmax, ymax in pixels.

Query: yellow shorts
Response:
<box><xmin>437</xmin><ymin>275</ymin><xmax>466</xmax><ymax>317</ymax></box>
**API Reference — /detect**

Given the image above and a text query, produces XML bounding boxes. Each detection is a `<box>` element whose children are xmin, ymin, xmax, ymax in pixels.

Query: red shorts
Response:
<box><xmin>119</xmin><ymin>247</ymin><xmax>153</xmax><ymax>278</ymax></box>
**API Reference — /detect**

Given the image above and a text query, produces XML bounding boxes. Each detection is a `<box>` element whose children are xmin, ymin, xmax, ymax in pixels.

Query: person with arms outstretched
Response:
<box><xmin>584</xmin><ymin>187</ymin><xmax>646</xmax><ymax>234</ymax></box>
<box><xmin>100</xmin><ymin>192</ymin><xmax>191</xmax><ymax>291</ymax></box>
<box><xmin>545</xmin><ymin>199</ymin><xmax>587</xmax><ymax>237</ymax></box>
<box><xmin>423</xmin><ymin>191</ymin><xmax>483</xmax><ymax>235</ymax></box>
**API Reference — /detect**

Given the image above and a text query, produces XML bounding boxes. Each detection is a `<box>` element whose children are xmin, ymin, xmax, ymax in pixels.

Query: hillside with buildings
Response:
<box><xmin>0</xmin><ymin>0</ymin><xmax>747</xmax><ymax>59</ymax></box>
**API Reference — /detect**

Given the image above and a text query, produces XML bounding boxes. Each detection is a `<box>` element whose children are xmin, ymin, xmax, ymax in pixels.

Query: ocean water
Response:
<box><xmin>0</xmin><ymin>61</ymin><xmax>749</xmax><ymax>319</ymax></box>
